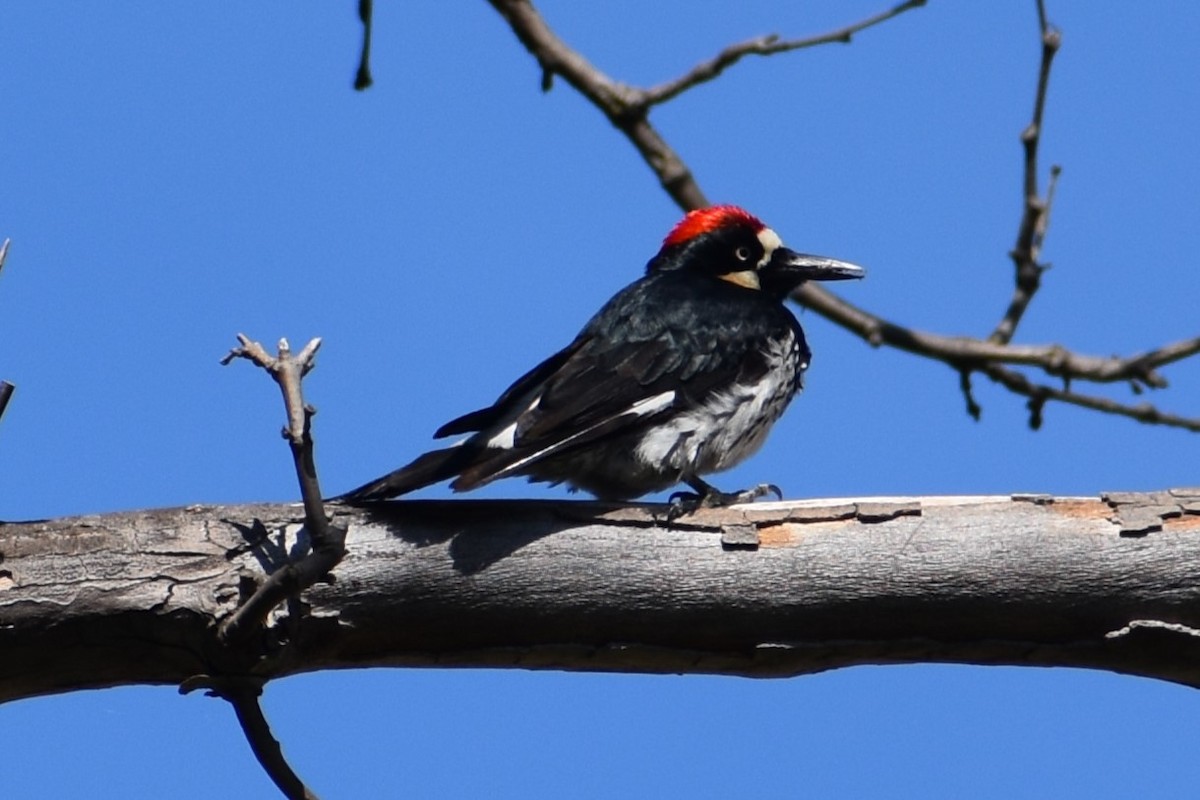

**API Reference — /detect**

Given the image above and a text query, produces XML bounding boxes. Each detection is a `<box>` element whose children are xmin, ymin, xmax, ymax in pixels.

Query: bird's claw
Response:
<box><xmin>745</xmin><ymin>483</ymin><xmax>783</xmax><ymax>502</ymax></box>
<box><xmin>665</xmin><ymin>482</ymin><xmax>783</xmax><ymax>521</ymax></box>
<box><xmin>666</xmin><ymin>491</ymin><xmax>704</xmax><ymax>521</ymax></box>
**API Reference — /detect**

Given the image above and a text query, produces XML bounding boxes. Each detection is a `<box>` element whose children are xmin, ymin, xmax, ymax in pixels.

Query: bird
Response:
<box><xmin>337</xmin><ymin>205</ymin><xmax>864</xmax><ymax>515</ymax></box>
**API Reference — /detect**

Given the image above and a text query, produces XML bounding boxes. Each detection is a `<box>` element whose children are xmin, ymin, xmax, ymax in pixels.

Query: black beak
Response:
<box><xmin>760</xmin><ymin>246</ymin><xmax>865</xmax><ymax>296</ymax></box>
<box><xmin>771</xmin><ymin>247</ymin><xmax>866</xmax><ymax>282</ymax></box>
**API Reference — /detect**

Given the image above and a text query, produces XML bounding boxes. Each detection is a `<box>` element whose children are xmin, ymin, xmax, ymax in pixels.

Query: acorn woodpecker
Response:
<box><xmin>338</xmin><ymin>205</ymin><xmax>864</xmax><ymax>513</ymax></box>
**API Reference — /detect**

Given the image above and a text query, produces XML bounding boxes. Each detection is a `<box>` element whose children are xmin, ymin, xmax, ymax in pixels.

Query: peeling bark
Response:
<box><xmin>3</xmin><ymin>492</ymin><xmax>1200</xmax><ymax>705</ymax></box>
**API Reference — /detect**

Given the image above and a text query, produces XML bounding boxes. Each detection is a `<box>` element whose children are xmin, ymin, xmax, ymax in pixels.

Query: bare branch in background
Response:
<box><xmin>980</xmin><ymin>362</ymin><xmax>1200</xmax><ymax>432</ymax></box>
<box><xmin>354</xmin><ymin>0</ymin><xmax>374</xmax><ymax>90</ymax></box>
<box><xmin>642</xmin><ymin>0</ymin><xmax>928</xmax><ymax>108</ymax></box>
<box><xmin>991</xmin><ymin>0</ymin><xmax>1062</xmax><ymax>344</ymax></box>
<box><xmin>797</xmin><ymin>283</ymin><xmax>1200</xmax><ymax>431</ymax></box>
<box><xmin>486</xmin><ymin>0</ymin><xmax>1200</xmax><ymax>432</ymax></box>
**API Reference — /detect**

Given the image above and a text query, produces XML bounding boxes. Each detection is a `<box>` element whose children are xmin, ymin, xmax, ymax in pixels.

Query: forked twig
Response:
<box><xmin>991</xmin><ymin>0</ymin><xmax>1063</xmax><ymax>344</ymax></box>
<box><xmin>218</xmin><ymin>334</ymin><xmax>346</xmax><ymax>642</ymax></box>
<box><xmin>188</xmin><ymin>334</ymin><xmax>346</xmax><ymax>798</ymax></box>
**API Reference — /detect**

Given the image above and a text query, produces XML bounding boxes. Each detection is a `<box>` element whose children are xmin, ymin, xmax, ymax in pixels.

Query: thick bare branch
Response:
<box><xmin>7</xmin><ymin>496</ymin><xmax>1200</xmax><ymax>706</ymax></box>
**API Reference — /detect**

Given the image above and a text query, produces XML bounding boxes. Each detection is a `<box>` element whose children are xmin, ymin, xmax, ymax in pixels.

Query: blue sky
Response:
<box><xmin>3</xmin><ymin>1</ymin><xmax>1200</xmax><ymax>797</ymax></box>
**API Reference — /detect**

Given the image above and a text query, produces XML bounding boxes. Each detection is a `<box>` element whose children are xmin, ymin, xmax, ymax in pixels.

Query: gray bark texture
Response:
<box><xmin>3</xmin><ymin>491</ymin><xmax>1200</xmax><ymax>704</ymax></box>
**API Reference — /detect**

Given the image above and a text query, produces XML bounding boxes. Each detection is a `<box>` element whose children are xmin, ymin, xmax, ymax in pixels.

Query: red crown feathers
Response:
<box><xmin>662</xmin><ymin>205</ymin><xmax>765</xmax><ymax>248</ymax></box>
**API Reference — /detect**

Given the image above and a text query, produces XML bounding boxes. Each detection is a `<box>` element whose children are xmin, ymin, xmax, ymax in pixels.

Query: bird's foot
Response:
<box><xmin>666</xmin><ymin>480</ymin><xmax>782</xmax><ymax>521</ymax></box>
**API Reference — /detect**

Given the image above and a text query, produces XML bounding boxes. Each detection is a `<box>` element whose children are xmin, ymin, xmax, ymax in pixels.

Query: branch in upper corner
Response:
<box><xmin>990</xmin><ymin>2</ymin><xmax>1062</xmax><ymax>344</ymax></box>
<box><xmin>642</xmin><ymin>0</ymin><xmax>928</xmax><ymax>108</ymax></box>
<box><xmin>488</xmin><ymin>0</ymin><xmax>1200</xmax><ymax>431</ymax></box>
<box><xmin>354</xmin><ymin>0</ymin><xmax>374</xmax><ymax>90</ymax></box>
<box><xmin>218</xmin><ymin>334</ymin><xmax>346</xmax><ymax>643</ymax></box>
<box><xmin>181</xmin><ymin>676</ymin><xmax>319</xmax><ymax>800</ymax></box>
<box><xmin>486</xmin><ymin>0</ymin><xmax>923</xmax><ymax>212</ymax></box>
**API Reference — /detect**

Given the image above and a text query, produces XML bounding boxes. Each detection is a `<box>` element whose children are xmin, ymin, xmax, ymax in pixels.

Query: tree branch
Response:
<box><xmin>213</xmin><ymin>334</ymin><xmax>343</xmax><ymax>796</ymax></box>
<box><xmin>354</xmin><ymin>0</ymin><xmax>374</xmax><ymax>91</ymax></box>
<box><xmin>486</xmin><ymin>0</ymin><xmax>708</xmax><ymax>209</ymax></box>
<box><xmin>180</xmin><ymin>676</ymin><xmax>319</xmax><ymax>800</ymax></box>
<box><xmin>218</xmin><ymin>334</ymin><xmax>346</xmax><ymax>644</ymax></box>
<box><xmin>0</xmin><ymin>238</ymin><xmax>12</xmax><ymax>426</ymax></box>
<box><xmin>7</xmin><ymin>494</ymin><xmax>1200</xmax><ymax>706</ymax></box>
<box><xmin>991</xmin><ymin>1</ymin><xmax>1062</xmax><ymax>344</ymax></box>
<box><xmin>0</xmin><ymin>381</ymin><xmax>13</xmax><ymax>426</ymax></box>
<box><xmin>642</xmin><ymin>0</ymin><xmax>928</xmax><ymax>108</ymax></box>
<box><xmin>796</xmin><ymin>281</ymin><xmax>1200</xmax><ymax>385</ymax></box>
<box><xmin>979</xmin><ymin>361</ymin><xmax>1200</xmax><ymax>432</ymax></box>
<box><xmin>799</xmin><ymin>282</ymin><xmax>1200</xmax><ymax>430</ymax></box>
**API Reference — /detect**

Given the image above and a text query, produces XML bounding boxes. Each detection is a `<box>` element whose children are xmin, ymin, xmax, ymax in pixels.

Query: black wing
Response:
<box><xmin>338</xmin><ymin>271</ymin><xmax>793</xmax><ymax>501</ymax></box>
<box><xmin>449</xmin><ymin>272</ymin><xmax>787</xmax><ymax>489</ymax></box>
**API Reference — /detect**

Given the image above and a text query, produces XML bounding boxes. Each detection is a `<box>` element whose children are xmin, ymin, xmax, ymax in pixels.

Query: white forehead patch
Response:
<box><xmin>756</xmin><ymin>227</ymin><xmax>783</xmax><ymax>269</ymax></box>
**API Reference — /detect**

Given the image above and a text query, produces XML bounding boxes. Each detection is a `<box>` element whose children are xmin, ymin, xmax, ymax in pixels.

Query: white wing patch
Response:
<box><xmin>484</xmin><ymin>390</ymin><xmax>676</xmax><ymax>480</ymax></box>
<box><xmin>484</xmin><ymin>393</ymin><xmax>545</xmax><ymax>449</ymax></box>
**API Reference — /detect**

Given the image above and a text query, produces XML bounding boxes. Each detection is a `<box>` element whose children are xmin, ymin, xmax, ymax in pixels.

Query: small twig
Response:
<box><xmin>991</xmin><ymin>3</ymin><xmax>1062</xmax><ymax>344</ymax></box>
<box><xmin>958</xmin><ymin>369</ymin><xmax>982</xmax><ymax>421</ymax></box>
<box><xmin>0</xmin><ymin>381</ymin><xmax>14</xmax><ymax>426</ymax></box>
<box><xmin>980</xmin><ymin>362</ymin><xmax>1200</xmax><ymax>433</ymax></box>
<box><xmin>354</xmin><ymin>0</ymin><xmax>374</xmax><ymax>90</ymax></box>
<box><xmin>641</xmin><ymin>0</ymin><xmax>928</xmax><ymax>108</ymax></box>
<box><xmin>219</xmin><ymin>334</ymin><xmax>346</xmax><ymax>643</ymax></box>
<box><xmin>0</xmin><ymin>240</ymin><xmax>12</xmax><ymax>426</ymax></box>
<box><xmin>181</xmin><ymin>676</ymin><xmax>319</xmax><ymax>800</ymax></box>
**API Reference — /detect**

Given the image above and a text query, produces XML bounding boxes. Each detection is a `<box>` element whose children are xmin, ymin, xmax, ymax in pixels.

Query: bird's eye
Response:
<box><xmin>734</xmin><ymin>245</ymin><xmax>753</xmax><ymax>262</ymax></box>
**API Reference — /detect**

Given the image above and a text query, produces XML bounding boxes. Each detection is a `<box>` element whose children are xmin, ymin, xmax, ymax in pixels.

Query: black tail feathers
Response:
<box><xmin>331</xmin><ymin>446</ymin><xmax>468</xmax><ymax>503</ymax></box>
